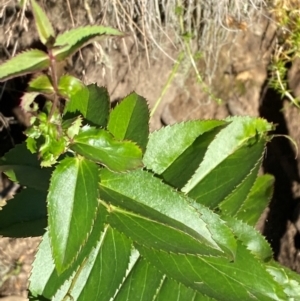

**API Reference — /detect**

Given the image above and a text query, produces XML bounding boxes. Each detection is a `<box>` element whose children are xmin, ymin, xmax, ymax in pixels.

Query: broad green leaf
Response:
<box><xmin>30</xmin><ymin>203</ymin><xmax>108</xmax><ymax>299</ymax></box>
<box><xmin>53</xmin><ymin>26</ymin><xmax>123</xmax><ymax>61</ymax></box>
<box><xmin>84</xmin><ymin>84</ymin><xmax>110</xmax><ymax>127</ymax></box>
<box><xmin>0</xmin><ymin>188</ymin><xmax>47</xmax><ymax>237</ymax></box>
<box><xmin>107</xmin><ymin>92</ymin><xmax>150</xmax><ymax>152</ymax></box>
<box><xmin>0</xmin><ymin>49</ymin><xmax>50</xmax><ymax>81</ymax></box>
<box><xmin>99</xmin><ymin>168</ymin><xmax>236</xmax><ymax>259</ymax></box>
<box><xmin>0</xmin><ymin>143</ymin><xmax>52</xmax><ymax>191</ymax></box>
<box><xmin>185</xmin><ymin>140</ymin><xmax>265</xmax><ymax>208</ymax></box>
<box><xmin>28</xmin><ymin>74</ymin><xmax>54</xmax><ymax>94</ymax></box>
<box><xmin>183</xmin><ymin>117</ymin><xmax>273</xmax><ymax>208</ymax></box>
<box><xmin>106</xmin><ymin>204</ymin><xmax>224</xmax><ymax>257</ymax></box>
<box><xmin>222</xmin><ymin>216</ymin><xmax>273</xmax><ymax>261</ymax></box>
<box><xmin>155</xmin><ymin>277</ymin><xmax>214</xmax><ymax>301</ymax></box>
<box><xmin>48</xmin><ymin>156</ymin><xmax>99</xmax><ymax>273</ymax></box>
<box><xmin>71</xmin><ymin>126</ymin><xmax>143</xmax><ymax>172</ymax></box>
<box><xmin>144</xmin><ymin>120</ymin><xmax>226</xmax><ymax>174</ymax></box>
<box><xmin>144</xmin><ymin>120</ymin><xmax>226</xmax><ymax>189</ymax></box>
<box><xmin>138</xmin><ymin>242</ymin><xmax>287</xmax><ymax>301</ymax></box>
<box><xmin>63</xmin><ymin>83</ymin><xmax>110</xmax><ymax>127</ymax></box>
<box><xmin>31</xmin><ymin>0</ymin><xmax>55</xmax><ymax>46</ymax></box>
<box><xmin>52</xmin><ymin>226</ymin><xmax>132</xmax><ymax>301</ymax></box>
<box><xmin>266</xmin><ymin>261</ymin><xmax>300</xmax><ymax>299</ymax></box>
<box><xmin>114</xmin><ymin>257</ymin><xmax>164</xmax><ymax>301</ymax></box>
<box><xmin>59</xmin><ymin>75</ymin><xmax>89</xmax><ymax>112</ymax></box>
<box><xmin>236</xmin><ymin>174</ymin><xmax>274</xmax><ymax>226</ymax></box>
<box><xmin>219</xmin><ymin>162</ymin><xmax>260</xmax><ymax>216</ymax></box>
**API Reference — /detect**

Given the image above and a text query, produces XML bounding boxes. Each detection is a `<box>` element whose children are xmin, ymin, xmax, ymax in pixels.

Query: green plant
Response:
<box><xmin>269</xmin><ymin>0</ymin><xmax>300</xmax><ymax>107</ymax></box>
<box><xmin>0</xmin><ymin>1</ymin><xmax>300</xmax><ymax>300</ymax></box>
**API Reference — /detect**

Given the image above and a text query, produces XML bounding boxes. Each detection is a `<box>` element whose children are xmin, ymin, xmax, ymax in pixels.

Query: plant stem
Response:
<box><xmin>150</xmin><ymin>52</ymin><xmax>184</xmax><ymax>117</ymax></box>
<box><xmin>48</xmin><ymin>49</ymin><xmax>59</xmax><ymax>120</ymax></box>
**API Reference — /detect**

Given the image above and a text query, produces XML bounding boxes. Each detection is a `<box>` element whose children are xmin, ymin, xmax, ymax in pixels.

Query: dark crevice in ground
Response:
<box><xmin>259</xmin><ymin>76</ymin><xmax>300</xmax><ymax>262</ymax></box>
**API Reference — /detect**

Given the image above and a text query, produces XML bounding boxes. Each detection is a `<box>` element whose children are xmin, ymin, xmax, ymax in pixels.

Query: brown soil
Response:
<box><xmin>1</xmin><ymin>1</ymin><xmax>300</xmax><ymax>300</ymax></box>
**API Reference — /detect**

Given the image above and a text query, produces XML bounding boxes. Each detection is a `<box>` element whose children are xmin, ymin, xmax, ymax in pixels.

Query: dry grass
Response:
<box><xmin>0</xmin><ymin>0</ymin><xmax>269</xmax><ymax>77</ymax></box>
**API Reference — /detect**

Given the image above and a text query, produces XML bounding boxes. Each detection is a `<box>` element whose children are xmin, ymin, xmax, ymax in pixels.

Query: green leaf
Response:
<box><xmin>183</xmin><ymin>117</ymin><xmax>272</xmax><ymax>208</ymax></box>
<box><xmin>236</xmin><ymin>174</ymin><xmax>274</xmax><ymax>226</ymax></box>
<box><xmin>53</xmin><ymin>26</ymin><xmax>123</xmax><ymax>61</ymax></box>
<box><xmin>107</xmin><ymin>92</ymin><xmax>150</xmax><ymax>152</ymax></box>
<box><xmin>99</xmin><ymin>168</ymin><xmax>236</xmax><ymax>260</ymax></box>
<box><xmin>0</xmin><ymin>188</ymin><xmax>47</xmax><ymax>237</ymax></box>
<box><xmin>52</xmin><ymin>226</ymin><xmax>132</xmax><ymax>301</ymax></box>
<box><xmin>154</xmin><ymin>277</ymin><xmax>213</xmax><ymax>301</ymax></box>
<box><xmin>28</xmin><ymin>74</ymin><xmax>54</xmax><ymax>94</ymax></box>
<box><xmin>62</xmin><ymin>116</ymin><xmax>82</xmax><ymax>139</ymax></box>
<box><xmin>219</xmin><ymin>162</ymin><xmax>260</xmax><ymax>217</ymax></box>
<box><xmin>25</xmin><ymin>104</ymin><xmax>68</xmax><ymax>167</ymax></box>
<box><xmin>31</xmin><ymin>0</ymin><xmax>55</xmax><ymax>46</ymax></box>
<box><xmin>143</xmin><ymin>120</ymin><xmax>226</xmax><ymax>189</ymax></box>
<box><xmin>47</xmin><ymin>156</ymin><xmax>99</xmax><ymax>273</ymax></box>
<box><xmin>138</xmin><ymin>242</ymin><xmax>287</xmax><ymax>301</ymax></box>
<box><xmin>266</xmin><ymin>261</ymin><xmax>300</xmax><ymax>300</ymax></box>
<box><xmin>30</xmin><ymin>203</ymin><xmax>108</xmax><ymax>299</ymax></box>
<box><xmin>186</xmin><ymin>141</ymin><xmax>265</xmax><ymax>209</ymax></box>
<box><xmin>63</xmin><ymin>83</ymin><xmax>110</xmax><ymax>128</ymax></box>
<box><xmin>222</xmin><ymin>216</ymin><xmax>273</xmax><ymax>261</ymax></box>
<box><xmin>114</xmin><ymin>256</ymin><xmax>164</xmax><ymax>301</ymax></box>
<box><xmin>85</xmin><ymin>84</ymin><xmax>110</xmax><ymax>127</ymax></box>
<box><xmin>0</xmin><ymin>49</ymin><xmax>50</xmax><ymax>82</ymax></box>
<box><xmin>59</xmin><ymin>75</ymin><xmax>89</xmax><ymax>112</ymax></box>
<box><xmin>71</xmin><ymin>126</ymin><xmax>143</xmax><ymax>172</ymax></box>
<box><xmin>0</xmin><ymin>143</ymin><xmax>52</xmax><ymax>191</ymax></box>
<box><xmin>106</xmin><ymin>204</ymin><xmax>225</xmax><ymax>257</ymax></box>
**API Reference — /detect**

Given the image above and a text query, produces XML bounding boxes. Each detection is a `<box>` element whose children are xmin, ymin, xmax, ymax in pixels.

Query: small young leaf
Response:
<box><xmin>0</xmin><ymin>49</ymin><xmax>50</xmax><ymax>82</ymax></box>
<box><xmin>63</xmin><ymin>82</ymin><xmax>110</xmax><ymax>127</ymax></box>
<box><xmin>62</xmin><ymin>116</ymin><xmax>82</xmax><ymax>139</ymax></box>
<box><xmin>47</xmin><ymin>156</ymin><xmax>99</xmax><ymax>273</ymax></box>
<box><xmin>84</xmin><ymin>84</ymin><xmax>110</xmax><ymax>127</ymax></box>
<box><xmin>0</xmin><ymin>143</ymin><xmax>52</xmax><ymax>191</ymax></box>
<box><xmin>236</xmin><ymin>174</ymin><xmax>274</xmax><ymax>226</ymax></box>
<box><xmin>53</xmin><ymin>26</ymin><xmax>123</xmax><ymax>61</ymax></box>
<box><xmin>71</xmin><ymin>126</ymin><xmax>143</xmax><ymax>172</ymax></box>
<box><xmin>59</xmin><ymin>75</ymin><xmax>89</xmax><ymax>111</ymax></box>
<box><xmin>28</xmin><ymin>74</ymin><xmax>54</xmax><ymax>94</ymax></box>
<box><xmin>31</xmin><ymin>0</ymin><xmax>55</xmax><ymax>46</ymax></box>
<box><xmin>0</xmin><ymin>188</ymin><xmax>47</xmax><ymax>237</ymax></box>
<box><xmin>107</xmin><ymin>92</ymin><xmax>150</xmax><ymax>152</ymax></box>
